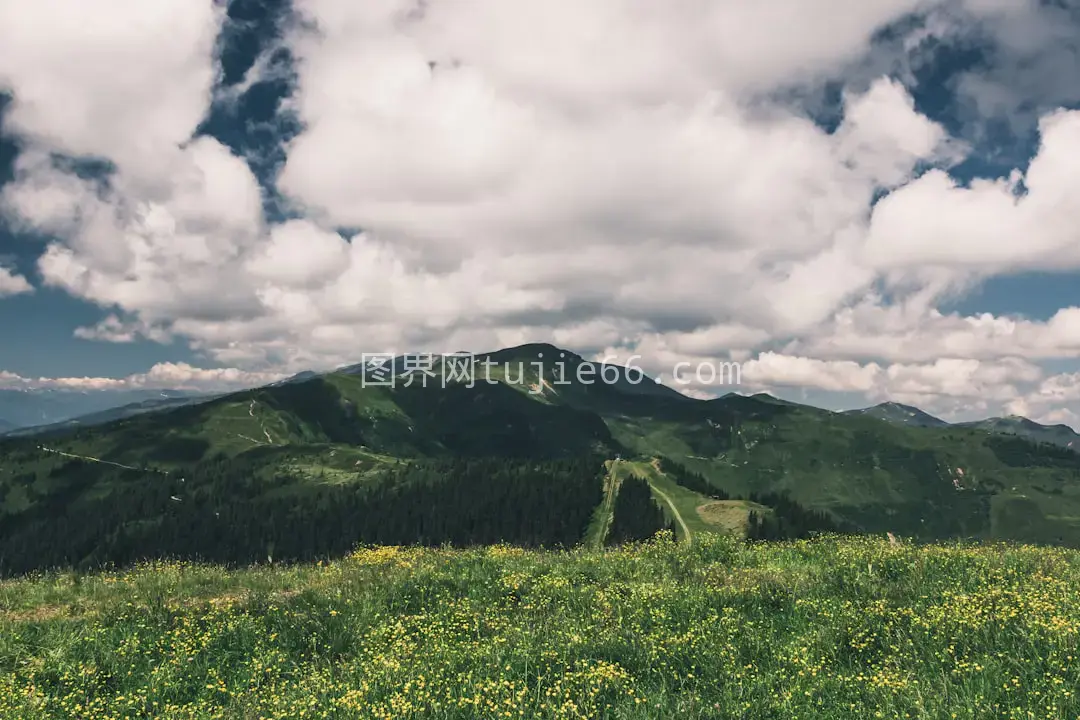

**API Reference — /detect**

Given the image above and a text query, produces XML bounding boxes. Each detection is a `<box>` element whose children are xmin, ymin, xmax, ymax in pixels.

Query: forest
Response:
<box><xmin>0</xmin><ymin>454</ymin><xmax>605</xmax><ymax>576</ymax></box>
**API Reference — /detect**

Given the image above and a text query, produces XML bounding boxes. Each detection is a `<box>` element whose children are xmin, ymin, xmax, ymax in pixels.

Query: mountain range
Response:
<box><xmin>2</xmin><ymin>343</ymin><xmax>1080</xmax><ymax>575</ymax></box>
<box><xmin>0</xmin><ymin>388</ymin><xmax>205</xmax><ymax>432</ymax></box>
<box><xmin>6</xmin><ymin>368</ymin><xmax>1077</xmax><ymax>452</ymax></box>
<box><xmin>844</xmin><ymin>401</ymin><xmax>1080</xmax><ymax>450</ymax></box>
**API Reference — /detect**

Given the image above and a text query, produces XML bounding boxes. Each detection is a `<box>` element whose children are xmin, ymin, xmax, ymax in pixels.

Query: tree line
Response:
<box><xmin>655</xmin><ymin>457</ymin><xmax>729</xmax><ymax>499</ymax></box>
<box><xmin>606</xmin><ymin>475</ymin><xmax>673</xmax><ymax>545</ymax></box>
<box><xmin>0</xmin><ymin>455</ymin><xmax>605</xmax><ymax>576</ymax></box>
<box><xmin>744</xmin><ymin>492</ymin><xmax>857</xmax><ymax>540</ymax></box>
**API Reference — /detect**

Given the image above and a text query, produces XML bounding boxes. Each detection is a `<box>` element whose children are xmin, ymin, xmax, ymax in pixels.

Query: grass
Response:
<box><xmin>3</xmin><ymin>534</ymin><xmax>1079</xmax><ymax>719</ymax></box>
<box><xmin>697</xmin><ymin>500</ymin><xmax>772</xmax><ymax>535</ymax></box>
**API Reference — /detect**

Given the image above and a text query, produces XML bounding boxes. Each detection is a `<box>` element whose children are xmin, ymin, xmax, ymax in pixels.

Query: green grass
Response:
<box><xmin>696</xmin><ymin>499</ymin><xmax>773</xmax><ymax>535</ymax></box>
<box><xmin>2</xmin><ymin>534</ymin><xmax>1080</xmax><ymax>719</ymax></box>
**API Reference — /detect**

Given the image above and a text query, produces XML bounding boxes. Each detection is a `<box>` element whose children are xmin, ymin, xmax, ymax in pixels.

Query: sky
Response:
<box><xmin>0</xmin><ymin>0</ymin><xmax>1079</xmax><ymax>427</ymax></box>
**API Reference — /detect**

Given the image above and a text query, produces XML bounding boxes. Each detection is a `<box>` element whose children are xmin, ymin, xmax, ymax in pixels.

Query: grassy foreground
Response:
<box><xmin>2</xmin><ymin>534</ymin><xmax>1079</xmax><ymax>719</ymax></box>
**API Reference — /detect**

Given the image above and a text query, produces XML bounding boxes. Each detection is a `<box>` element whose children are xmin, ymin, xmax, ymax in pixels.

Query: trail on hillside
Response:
<box><xmin>590</xmin><ymin>461</ymin><xmax>623</xmax><ymax>548</ymax></box>
<box><xmin>645</xmin><ymin>457</ymin><xmax>693</xmax><ymax>544</ymax></box>
<box><xmin>245</xmin><ymin>399</ymin><xmax>276</xmax><ymax>445</ymax></box>
<box><xmin>605</xmin><ymin>459</ymin><xmax>693</xmax><ymax>546</ymax></box>
<box><xmin>37</xmin><ymin>446</ymin><xmax>165</xmax><ymax>474</ymax></box>
<box><xmin>648</xmin><ymin>479</ymin><xmax>692</xmax><ymax>546</ymax></box>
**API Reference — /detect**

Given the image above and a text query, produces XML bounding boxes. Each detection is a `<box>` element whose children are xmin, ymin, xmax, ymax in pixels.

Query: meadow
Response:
<box><xmin>2</xmin><ymin>533</ymin><xmax>1079</xmax><ymax>719</ymax></box>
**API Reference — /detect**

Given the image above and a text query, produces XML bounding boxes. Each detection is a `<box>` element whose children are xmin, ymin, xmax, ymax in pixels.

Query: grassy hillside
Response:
<box><xmin>2</xmin><ymin>534</ymin><xmax>1079</xmax><ymax>719</ymax></box>
<box><xmin>4</xmin><ymin>343</ymin><xmax>1080</xmax><ymax>575</ymax></box>
<box><xmin>958</xmin><ymin>416</ymin><xmax>1080</xmax><ymax>451</ymax></box>
<box><xmin>607</xmin><ymin>392</ymin><xmax>1080</xmax><ymax>544</ymax></box>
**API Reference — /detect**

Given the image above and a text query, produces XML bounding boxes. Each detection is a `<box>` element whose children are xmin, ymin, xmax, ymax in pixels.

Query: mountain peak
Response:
<box><xmin>483</xmin><ymin>343</ymin><xmax>581</xmax><ymax>361</ymax></box>
<box><xmin>844</xmin><ymin>402</ymin><xmax>949</xmax><ymax>428</ymax></box>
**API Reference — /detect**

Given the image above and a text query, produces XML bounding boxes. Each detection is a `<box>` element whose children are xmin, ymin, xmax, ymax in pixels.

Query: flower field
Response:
<box><xmin>2</xmin><ymin>533</ymin><xmax>1079</xmax><ymax>719</ymax></box>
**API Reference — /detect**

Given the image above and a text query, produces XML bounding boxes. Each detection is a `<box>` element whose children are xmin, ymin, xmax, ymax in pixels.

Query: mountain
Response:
<box><xmin>0</xmin><ymin>388</ymin><xmax>204</xmax><ymax>431</ymax></box>
<box><xmin>335</xmin><ymin>344</ymin><xmax>690</xmax><ymax>402</ymax></box>
<box><xmin>845</xmin><ymin>403</ymin><xmax>1079</xmax><ymax>452</ymax></box>
<box><xmin>269</xmin><ymin>371</ymin><xmax>320</xmax><ymax>386</ymax></box>
<box><xmin>0</xmin><ymin>417</ymin><xmax>16</xmax><ymax>433</ymax></box>
<box><xmin>957</xmin><ymin>416</ymin><xmax>1080</xmax><ymax>451</ymax></box>
<box><xmin>844</xmin><ymin>402</ymin><xmax>949</xmax><ymax>428</ymax></box>
<box><xmin>3</xmin><ymin>344</ymin><xmax>1080</xmax><ymax>575</ymax></box>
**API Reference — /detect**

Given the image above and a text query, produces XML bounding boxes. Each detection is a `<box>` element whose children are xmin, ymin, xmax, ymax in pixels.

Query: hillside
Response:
<box><xmin>3</xmin><ymin>343</ymin><xmax>1080</xmax><ymax>575</ymax></box>
<box><xmin>846</xmin><ymin>404</ymin><xmax>1080</xmax><ymax>451</ymax></box>
<box><xmin>2</xmin><ymin>534</ymin><xmax>1078</xmax><ymax>719</ymax></box>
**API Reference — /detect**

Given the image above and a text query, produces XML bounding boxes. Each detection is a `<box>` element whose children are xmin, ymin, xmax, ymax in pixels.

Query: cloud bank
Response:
<box><xmin>0</xmin><ymin>363</ymin><xmax>284</xmax><ymax>392</ymax></box>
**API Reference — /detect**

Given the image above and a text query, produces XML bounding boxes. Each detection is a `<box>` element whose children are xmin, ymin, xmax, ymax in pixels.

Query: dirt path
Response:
<box><xmin>37</xmin><ymin>446</ymin><xmax>159</xmax><ymax>474</ymax></box>
<box><xmin>648</xmin><ymin>480</ymin><xmax>692</xmax><ymax>546</ymax></box>
<box><xmin>592</xmin><ymin>461</ymin><xmax>623</xmax><ymax>548</ymax></box>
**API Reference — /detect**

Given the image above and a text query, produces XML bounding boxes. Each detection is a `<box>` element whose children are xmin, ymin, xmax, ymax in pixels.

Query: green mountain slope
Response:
<box><xmin>3</xmin><ymin>344</ymin><xmax>1080</xmax><ymax>575</ymax></box>
<box><xmin>957</xmin><ymin>415</ymin><xmax>1080</xmax><ymax>451</ymax></box>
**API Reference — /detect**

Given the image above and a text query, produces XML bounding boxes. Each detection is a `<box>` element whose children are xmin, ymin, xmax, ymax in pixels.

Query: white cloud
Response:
<box><xmin>73</xmin><ymin>315</ymin><xmax>173</xmax><ymax>344</ymax></box>
<box><xmin>835</xmin><ymin>77</ymin><xmax>958</xmax><ymax>188</ymax></box>
<box><xmin>0</xmin><ymin>0</ymin><xmax>223</xmax><ymax>181</ymax></box>
<box><xmin>724</xmin><ymin>352</ymin><xmax>1043</xmax><ymax>405</ymax></box>
<box><xmin>790</xmin><ymin>299</ymin><xmax>1080</xmax><ymax>363</ymax></box>
<box><xmin>863</xmin><ymin>110</ymin><xmax>1080</xmax><ymax>273</ymax></box>
<box><xmin>742</xmin><ymin>353</ymin><xmax>883</xmax><ymax>393</ymax></box>
<box><xmin>0</xmin><ymin>265</ymin><xmax>32</xmax><ymax>297</ymax></box>
<box><xmin>7</xmin><ymin>136</ymin><xmax>265</xmax><ymax>324</ymax></box>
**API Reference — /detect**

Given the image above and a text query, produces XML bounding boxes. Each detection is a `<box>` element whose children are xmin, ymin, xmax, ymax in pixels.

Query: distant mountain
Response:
<box><xmin>956</xmin><ymin>416</ymin><xmax>1080</xmax><ymax>451</ymax></box>
<box><xmin>844</xmin><ymin>402</ymin><xmax>949</xmax><ymax>428</ymax></box>
<box><xmin>0</xmin><ymin>417</ymin><xmax>17</xmax><ymax>433</ymax></box>
<box><xmin>270</xmin><ymin>371</ymin><xmax>320</xmax><ymax>386</ymax></box>
<box><xmin>337</xmin><ymin>344</ymin><xmax>692</xmax><ymax>402</ymax></box>
<box><xmin>0</xmin><ymin>388</ymin><xmax>205</xmax><ymax>432</ymax></box>
<box><xmin>2</xmin><ymin>393</ymin><xmax>216</xmax><ymax>437</ymax></box>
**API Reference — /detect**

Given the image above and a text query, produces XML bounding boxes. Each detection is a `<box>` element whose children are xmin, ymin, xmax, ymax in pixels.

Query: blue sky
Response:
<box><xmin>1</xmin><ymin>0</ymin><xmax>1079</xmax><ymax>427</ymax></box>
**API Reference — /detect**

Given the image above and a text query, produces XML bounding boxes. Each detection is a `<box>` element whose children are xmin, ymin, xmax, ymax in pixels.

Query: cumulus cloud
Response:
<box><xmin>690</xmin><ymin>351</ymin><xmax>1042</xmax><ymax>404</ymax></box>
<box><xmin>789</xmin><ymin>299</ymin><xmax>1080</xmax><ymax>363</ymax></box>
<box><xmin>0</xmin><ymin>0</ymin><xmax>223</xmax><ymax>180</ymax></box>
<box><xmin>742</xmin><ymin>353</ymin><xmax>883</xmax><ymax>394</ymax></box>
<box><xmin>0</xmin><ymin>0</ymin><xmax>1078</xmax><ymax>427</ymax></box>
<box><xmin>0</xmin><ymin>265</ymin><xmax>32</xmax><ymax>296</ymax></box>
<box><xmin>864</xmin><ymin>110</ymin><xmax>1080</xmax><ymax>273</ymax></box>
